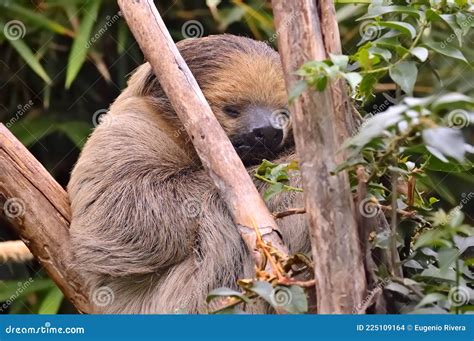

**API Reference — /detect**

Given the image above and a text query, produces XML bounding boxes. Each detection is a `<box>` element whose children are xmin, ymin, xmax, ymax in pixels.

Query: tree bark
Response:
<box><xmin>117</xmin><ymin>0</ymin><xmax>289</xmax><ymax>271</ymax></box>
<box><xmin>271</xmin><ymin>0</ymin><xmax>367</xmax><ymax>313</ymax></box>
<box><xmin>318</xmin><ymin>0</ymin><xmax>361</xmax><ymax>145</ymax></box>
<box><xmin>0</xmin><ymin>124</ymin><xmax>94</xmax><ymax>313</ymax></box>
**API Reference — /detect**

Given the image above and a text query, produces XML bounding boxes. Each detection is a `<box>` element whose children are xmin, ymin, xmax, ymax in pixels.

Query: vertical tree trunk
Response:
<box><xmin>318</xmin><ymin>0</ymin><xmax>361</xmax><ymax>145</ymax></box>
<box><xmin>271</xmin><ymin>0</ymin><xmax>367</xmax><ymax>313</ymax></box>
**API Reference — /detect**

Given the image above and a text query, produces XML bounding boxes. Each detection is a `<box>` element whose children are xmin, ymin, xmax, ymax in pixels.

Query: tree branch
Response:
<box><xmin>0</xmin><ymin>124</ymin><xmax>94</xmax><ymax>313</ymax></box>
<box><xmin>0</xmin><ymin>240</ymin><xmax>33</xmax><ymax>263</ymax></box>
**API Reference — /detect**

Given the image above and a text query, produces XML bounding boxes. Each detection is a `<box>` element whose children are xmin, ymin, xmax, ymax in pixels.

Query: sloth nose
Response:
<box><xmin>252</xmin><ymin>125</ymin><xmax>283</xmax><ymax>150</ymax></box>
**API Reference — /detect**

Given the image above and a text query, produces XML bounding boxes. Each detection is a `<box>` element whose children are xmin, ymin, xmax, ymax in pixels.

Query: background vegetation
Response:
<box><xmin>0</xmin><ymin>0</ymin><xmax>472</xmax><ymax>314</ymax></box>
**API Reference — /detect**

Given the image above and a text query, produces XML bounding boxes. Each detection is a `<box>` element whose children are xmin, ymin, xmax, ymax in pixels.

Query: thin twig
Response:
<box><xmin>277</xmin><ymin>278</ymin><xmax>316</xmax><ymax>288</ymax></box>
<box><xmin>272</xmin><ymin>208</ymin><xmax>306</xmax><ymax>219</ymax></box>
<box><xmin>0</xmin><ymin>240</ymin><xmax>34</xmax><ymax>263</ymax></box>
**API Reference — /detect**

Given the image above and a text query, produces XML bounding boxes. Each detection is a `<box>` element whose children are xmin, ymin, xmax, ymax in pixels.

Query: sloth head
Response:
<box><xmin>131</xmin><ymin>34</ymin><xmax>292</xmax><ymax>164</ymax></box>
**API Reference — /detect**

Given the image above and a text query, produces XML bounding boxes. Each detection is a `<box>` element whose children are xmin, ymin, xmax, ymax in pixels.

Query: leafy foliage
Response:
<box><xmin>254</xmin><ymin>159</ymin><xmax>302</xmax><ymax>200</ymax></box>
<box><xmin>286</xmin><ymin>0</ymin><xmax>474</xmax><ymax>314</ymax></box>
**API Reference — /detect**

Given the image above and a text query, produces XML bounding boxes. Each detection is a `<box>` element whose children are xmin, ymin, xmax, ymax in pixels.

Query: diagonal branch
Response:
<box><xmin>0</xmin><ymin>124</ymin><xmax>94</xmax><ymax>313</ymax></box>
<box><xmin>117</xmin><ymin>0</ymin><xmax>289</xmax><ymax>272</ymax></box>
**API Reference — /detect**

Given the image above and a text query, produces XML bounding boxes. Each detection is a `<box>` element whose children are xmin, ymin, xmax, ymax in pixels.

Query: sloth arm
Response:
<box><xmin>68</xmin><ymin>109</ymin><xmax>302</xmax><ymax>278</ymax></box>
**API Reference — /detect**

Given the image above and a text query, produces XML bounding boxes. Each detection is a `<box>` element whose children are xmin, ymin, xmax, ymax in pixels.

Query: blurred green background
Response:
<box><xmin>0</xmin><ymin>0</ymin><xmax>472</xmax><ymax>314</ymax></box>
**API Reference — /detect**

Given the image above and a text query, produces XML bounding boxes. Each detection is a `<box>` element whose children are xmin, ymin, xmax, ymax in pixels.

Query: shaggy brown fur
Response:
<box><xmin>68</xmin><ymin>35</ymin><xmax>309</xmax><ymax>314</ymax></box>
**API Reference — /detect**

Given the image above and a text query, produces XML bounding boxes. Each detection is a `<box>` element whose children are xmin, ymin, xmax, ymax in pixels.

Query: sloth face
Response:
<box><xmin>142</xmin><ymin>35</ymin><xmax>293</xmax><ymax>164</ymax></box>
<box><xmin>187</xmin><ymin>36</ymin><xmax>293</xmax><ymax>165</ymax></box>
<box><xmin>220</xmin><ymin>103</ymin><xmax>292</xmax><ymax>164</ymax></box>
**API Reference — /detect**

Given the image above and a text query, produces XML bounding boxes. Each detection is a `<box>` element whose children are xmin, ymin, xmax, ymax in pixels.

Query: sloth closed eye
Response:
<box><xmin>223</xmin><ymin>105</ymin><xmax>241</xmax><ymax>118</ymax></box>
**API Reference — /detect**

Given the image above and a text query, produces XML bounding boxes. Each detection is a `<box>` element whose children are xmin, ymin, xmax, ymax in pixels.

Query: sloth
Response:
<box><xmin>68</xmin><ymin>34</ymin><xmax>310</xmax><ymax>314</ymax></box>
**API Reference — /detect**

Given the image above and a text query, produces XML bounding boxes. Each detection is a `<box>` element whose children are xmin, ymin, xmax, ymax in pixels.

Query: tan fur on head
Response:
<box><xmin>119</xmin><ymin>35</ymin><xmax>289</xmax><ymax>142</ymax></box>
<box><xmin>68</xmin><ymin>34</ymin><xmax>309</xmax><ymax>314</ymax></box>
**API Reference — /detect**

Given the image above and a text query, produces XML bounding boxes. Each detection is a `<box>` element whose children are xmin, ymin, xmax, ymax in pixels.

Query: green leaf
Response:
<box><xmin>424</xmin><ymin>42</ymin><xmax>468</xmax><ymax>63</ymax></box>
<box><xmin>251</xmin><ymin>282</ymin><xmax>307</xmax><ymax>314</ymax></box>
<box><xmin>38</xmin><ymin>286</ymin><xmax>64</xmax><ymax>314</ymax></box>
<box><xmin>0</xmin><ymin>30</ymin><xmax>51</xmax><ymax>84</ymax></box>
<box><xmin>0</xmin><ymin>279</ymin><xmax>55</xmax><ymax>302</ymax></box>
<box><xmin>279</xmin><ymin>285</ymin><xmax>308</xmax><ymax>314</ymax></box>
<box><xmin>448</xmin><ymin>209</ymin><xmax>464</xmax><ymax>228</ymax></box>
<box><xmin>65</xmin><ymin>0</ymin><xmax>101</xmax><ymax>88</ymax></box>
<box><xmin>385</xmin><ymin>282</ymin><xmax>411</xmax><ymax>296</ymax></box>
<box><xmin>414</xmin><ymin>229</ymin><xmax>452</xmax><ymax>249</ymax></box>
<box><xmin>374</xmin><ymin>36</ymin><xmax>401</xmax><ymax>50</ymax></box>
<box><xmin>418</xmin><ymin>264</ymin><xmax>457</xmax><ymax>282</ymax></box>
<box><xmin>432</xmin><ymin>93</ymin><xmax>474</xmax><ymax>110</ymax></box>
<box><xmin>415</xmin><ymin>293</ymin><xmax>446</xmax><ymax>309</ymax></box>
<box><xmin>422</xmin><ymin>128</ymin><xmax>468</xmax><ymax>163</ymax></box>
<box><xmin>315</xmin><ymin>75</ymin><xmax>328</xmax><ymax>91</ymax></box>
<box><xmin>426</xmin><ymin>9</ymin><xmax>444</xmax><ymax>23</ymax></box>
<box><xmin>288</xmin><ymin>80</ymin><xmax>308</xmax><ymax>102</ymax></box>
<box><xmin>248</xmin><ymin>281</ymin><xmax>273</xmax><ymax>303</ymax></box>
<box><xmin>2</xmin><ymin>3</ymin><xmax>73</xmax><ymax>37</ymax></box>
<box><xmin>216</xmin><ymin>7</ymin><xmax>246</xmax><ymax>31</ymax></box>
<box><xmin>440</xmin><ymin>14</ymin><xmax>463</xmax><ymax>46</ymax></box>
<box><xmin>206</xmin><ymin>287</ymin><xmax>250</xmax><ymax>303</ymax></box>
<box><xmin>378</xmin><ymin>21</ymin><xmax>417</xmax><ymax>39</ymax></box>
<box><xmin>368</xmin><ymin>46</ymin><xmax>392</xmax><ymax>61</ymax></box>
<box><xmin>419</xmin><ymin>175</ymin><xmax>457</xmax><ymax>205</ymax></box>
<box><xmin>358</xmin><ymin>6</ymin><xmax>421</xmax><ymax>20</ymax></box>
<box><xmin>344</xmin><ymin>104</ymin><xmax>407</xmax><ymax>149</ymax></box>
<box><xmin>57</xmin><ymin>122</ymin><xmax>92</xmax><ymax>149</ymax></box>
<box><xmin>8</xmin><ymin>117</ymin><xmax>56</xmax><ymax>146</ymax></box>
<box><xmin>425</xmin><ymin>156</ymin><xmax>473</xmax><ymax>172</ymax></box>
<box><xmin>329</xmin><ymin>53</ymin><xmax>349</xmax><ymax>69</ymax></box>
<box><xmin>455</xmin><ymin>12</ymin><xmax>471</xmax><ymax>35</ymax></box>
<box><xmin>454</xmin><ymin>235</ymin><xmax>474</xmax><ymax>254</ymax></box>
<box><xmin>437</xmin><ymin>248</ymin><xmax>459</xmax><ymax>271</ymax></box>
<box><xmin>389</xmin><ymin>61</ymin><xmax>418</xmax><ymax>95</ymax></box>
<box><xmin>264</xmin><ymin>183</ymin><xmax>284</xmax><ymax>201</ymax></box>
<box><xmin>410</xmin><ymin>47</ymin><xmax>429</xmax><ymax>62</ymax></box>
<box><xmin>342</xmin><ymin>72</ymin><xmax>363</xmax><ymax>92</ymax></box>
